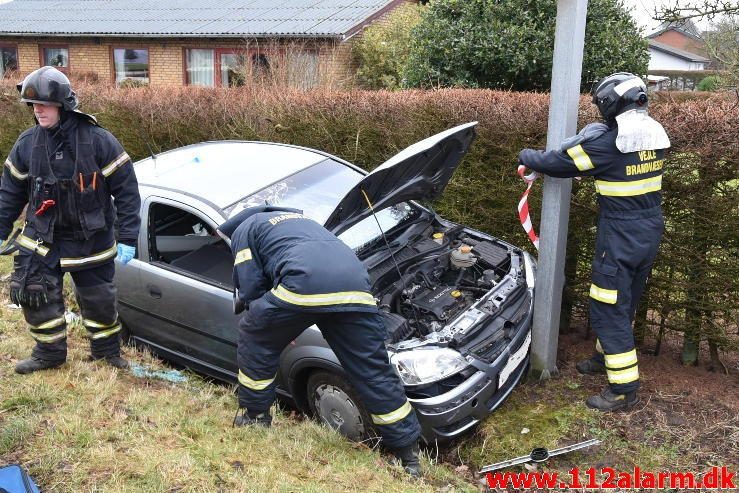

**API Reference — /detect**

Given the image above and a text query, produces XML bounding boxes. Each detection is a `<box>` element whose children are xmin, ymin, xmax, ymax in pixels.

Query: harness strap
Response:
<box><xmin>0</xmin><ymin>228</ymin><xmax>21</xmax><ymax>256</ymax></box>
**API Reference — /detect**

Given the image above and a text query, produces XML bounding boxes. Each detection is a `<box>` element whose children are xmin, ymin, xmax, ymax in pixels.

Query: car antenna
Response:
<box><xmin>360</xmin><ymin>189</ymin><xmax>420</xmax><ymax>320</ymax></box>
<box><xmin>137</xmin><ymin>127</ymin><xmax>159</xmax><ymax>175</ymax></box>
<box><xmin>145</xmin><ymin>140</ymin><xmax>158</xmax><ymax>176</ymax></box>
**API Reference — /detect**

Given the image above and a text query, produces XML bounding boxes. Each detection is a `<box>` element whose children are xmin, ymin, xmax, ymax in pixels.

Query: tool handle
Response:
<box><xmin>34</xmin><ymin>199</ymin><xmax>56</xmax><ymax>216</ymax></box>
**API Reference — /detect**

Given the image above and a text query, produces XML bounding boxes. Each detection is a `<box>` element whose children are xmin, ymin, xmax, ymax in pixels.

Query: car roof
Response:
<box><xmin>134</xmin><ymin>141</ymin><xmax>334</xmax><ymax>210</ymax></box>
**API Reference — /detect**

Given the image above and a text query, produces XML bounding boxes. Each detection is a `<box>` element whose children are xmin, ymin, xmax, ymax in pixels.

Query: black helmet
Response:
<box><xmin>16</xmin><ymin>66</ymin><xmax>79</xmax><ymax>111</ymax></box>
<box><xmin>591</xmin><ymin>72</ymin><xmax>648</xmax><ymax>122</ymax></box>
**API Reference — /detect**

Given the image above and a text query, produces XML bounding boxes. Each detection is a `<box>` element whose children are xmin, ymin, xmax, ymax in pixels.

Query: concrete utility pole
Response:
<box><xmin>529</xmin><ymin>0</ymin><xmax>589</xmax><ymax>379</ymax></box>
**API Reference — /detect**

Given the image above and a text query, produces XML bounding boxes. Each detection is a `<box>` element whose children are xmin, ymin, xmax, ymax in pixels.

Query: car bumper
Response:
<box><xmin>410</xmin><ymin>289</ymin><xmax>533</xmax><ymax>443</ymax></box>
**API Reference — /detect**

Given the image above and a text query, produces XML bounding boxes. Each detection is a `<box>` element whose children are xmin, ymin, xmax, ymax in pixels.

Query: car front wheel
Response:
<box><xmin>306</xmin><ymin>371</ymin><xmax>376</xmax><ymax>442</ymax></box>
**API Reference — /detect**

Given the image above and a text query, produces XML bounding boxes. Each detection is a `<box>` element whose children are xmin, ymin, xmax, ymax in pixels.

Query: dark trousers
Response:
<box><xmin>237</xmin><ymin>296</ymin><xmax>421</xmax><ymax>449</ymax></box>
<box><xmin>589</xmin><ymin>209</ymin><xmax>663</xmax><ymax>393</ymax></box>
<box><xmin>16</xmin><ymin>254</ymin><xmax>122</xmax><ymax>362</ymax></box>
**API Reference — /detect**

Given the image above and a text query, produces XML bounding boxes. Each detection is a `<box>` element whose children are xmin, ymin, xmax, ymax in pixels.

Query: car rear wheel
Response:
<box><xmin>306</xmin><ymin>371</ymin><xmax>376</xmax><ymax>442</ymax></box>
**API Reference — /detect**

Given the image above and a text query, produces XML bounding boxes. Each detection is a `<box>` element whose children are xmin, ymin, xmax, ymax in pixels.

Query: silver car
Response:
<box><xmin>115</xmin><ymin>122</ymin><xmax>536</xmax><ymax>443</ymax></box>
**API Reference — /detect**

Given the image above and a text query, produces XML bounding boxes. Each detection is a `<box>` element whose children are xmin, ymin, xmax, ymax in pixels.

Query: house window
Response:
<box><xmin>113</xmin><ymin>48</ymin><xmax>149</xmax><ymax>86</ymax></box>
<box><xmin>0</xmin><ymin>46</ymin><xmax>18</xmax><ymax>78</ymax></box>
<box><xmin>220</xmin><ymin>52</ymin><xmax>246</xmax><ymax>87</ymax></box>
<box><xmin>41</xmin><ymin>46</ymin><xmax>69</xmax><ymax>70</ymax></box>
<box><xmin>186</xmin><ymin>49</ymin><xmax>215</xmax><ymax>86</ymax></box>
<box><xmin>251</xmin><ymin>53</ymin><xmax>270</xmax><ymax>79</ymax></box>
<box><xmin>186</xmin><ymin>49</ymin><xmax>272</xmax><ymax>87</ymax></box>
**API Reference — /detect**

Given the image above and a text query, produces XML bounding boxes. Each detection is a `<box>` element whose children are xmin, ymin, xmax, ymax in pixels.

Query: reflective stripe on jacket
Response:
<box><xmin>230</xmin><ymin>211</ymin><xmax>377</xmax><ymax>313</ymax></box>
<box><xmin>518</xmin><ymin>127</ymin><xmax>666</xmax><ymax>214</ymax></box>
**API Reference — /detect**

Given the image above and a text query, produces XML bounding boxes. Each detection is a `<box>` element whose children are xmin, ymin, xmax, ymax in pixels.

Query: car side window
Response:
<box><xmin>148</xmin><ymin>202</ymin><xmax>234</xmax><ymax>288</ymax></box>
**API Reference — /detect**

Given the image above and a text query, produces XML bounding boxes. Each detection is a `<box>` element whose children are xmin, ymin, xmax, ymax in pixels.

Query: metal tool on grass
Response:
<box><xmin>479</xmin><ymin>438</ymin><xmax>602</xmax><ymax>473</ymax></box>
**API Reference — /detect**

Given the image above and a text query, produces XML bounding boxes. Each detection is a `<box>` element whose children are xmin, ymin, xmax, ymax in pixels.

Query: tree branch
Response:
<box><xmin>655</xmin><ymin>1</ymin><xmax>739</xmax><ymax>22</ymax></box>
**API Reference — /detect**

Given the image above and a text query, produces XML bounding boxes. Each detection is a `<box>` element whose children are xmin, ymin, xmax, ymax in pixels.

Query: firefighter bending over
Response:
<box><xmin>217</xmin><ymin>206</ymin><xmax>423</xmax><ymax>476</ymax></box>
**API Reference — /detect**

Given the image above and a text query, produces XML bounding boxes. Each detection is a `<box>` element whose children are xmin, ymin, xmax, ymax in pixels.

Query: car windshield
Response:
<box><xmin>223</xmin><ymin>159</ymin><xmax>417</xmax><ymax>250</ymax></box>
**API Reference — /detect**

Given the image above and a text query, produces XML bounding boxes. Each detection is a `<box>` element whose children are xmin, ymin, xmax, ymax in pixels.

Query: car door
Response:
<box><xmin>127</xmin><ymin>195</ymin><xmax>240</xmax><ymax>376</ymax></box>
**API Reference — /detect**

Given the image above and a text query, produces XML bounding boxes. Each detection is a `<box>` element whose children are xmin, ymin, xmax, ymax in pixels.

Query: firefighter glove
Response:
<box><xmin>116</xmin><ymin>244</ymin><xmax>135</xmax><ymax>265</ymax></box>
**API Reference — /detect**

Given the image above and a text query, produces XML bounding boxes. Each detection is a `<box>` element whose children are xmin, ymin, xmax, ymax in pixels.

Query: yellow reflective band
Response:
<box><xmin>88</xmin><ymin>324</ymin><xmax>121</xmax><ymax>340</ymax></box>
<box><xmin>595</xmin><ymin>175</ymin><xmax>662</xmax><ymax>197</ymax></box>
<box><xmin>84</xmin><ymin>318</ymin><xmax>119</xmax><ymax>329</ymax></box>
<box><xmin>607</xmin><ymin>365</ymin><xmax>639</xmax><ymax>384</ymax></box>
<box><xmin>101</xmin><ymin>152</ymin><xmax>130</xmax><ymax>177</ymax></box>
<box><xmin>16</xmin><ymin>235</ymin><xmax>50</xmax><ymax>256</ymax></box>
<box><xmin>566</xmin><ymin>145</ymin><xmax>595</xmax><ymax>171</ymax></box>
<box><xmin>595</xmin><ymin>339</ymin><xmax>604</xmax><ymax>354</ymax></box>
<box><xmin>605</xmin><ymin>349</ymin><xmax>638</xmax><ymax>369</ymax></box>
<box><xmin>234</xmin><ymin>248</ymin><xmax>252</xmax><ymax>265</ymax></box>
<box><xmin>60</xmin><ymin>244</ymin><xmax>117</xmax><ymax>268</ymax></box>
<box><xmin>34</xmin><ymin>316</ymin><xmax>66</xmax><ymax>331</ymax></box>
<box><xmin>238</xmin><ymin>370</ymin><xmax>275</xmax><ymax>391</ymax></box>
<box><xmin>371</xmin><ymin>400</ymin><xmax>413</xmax><ymax>426</ymax></box>
<box><xmin>590</xmin><ymin>284</ymin><xmax>618</xmax><ymax>304</ymax></box>
<box><xmin>31</xmin><ymin>330</ymin><xmax>67</xmax><ymax>343</ymax></box>
<box><xmin>4</xmin><ymin>158</ymin><xmax>28</xmax><ymax>180</ymax></box>
<box><xmin>271</xmin><ymin>284</ymin><xmax>376</xmax><ymax>307</ymax></box>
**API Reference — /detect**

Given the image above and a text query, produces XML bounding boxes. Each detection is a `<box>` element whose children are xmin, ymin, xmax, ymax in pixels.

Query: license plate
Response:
<box><xmin>499</xmin><ymin>332</ymin><xmax>531</xmax><ymax>388</ymax></box>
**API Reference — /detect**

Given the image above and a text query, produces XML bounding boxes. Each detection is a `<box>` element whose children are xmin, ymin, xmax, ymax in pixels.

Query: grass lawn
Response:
<box><xmin>1</xmin><ymin>254</ymin><xmax>737</xmax><ymax>492</ymax></box>
<box><xmin>0</xmin><ymin>255</ymin><xmax>476</xmax><ymax>492</ymax></box>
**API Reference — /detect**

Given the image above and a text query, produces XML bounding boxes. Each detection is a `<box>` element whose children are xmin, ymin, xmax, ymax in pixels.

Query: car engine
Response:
<box><xmin>370</xmin><ymin>229</ymin><xmax>512</xmax><ymax>344</ymax></box>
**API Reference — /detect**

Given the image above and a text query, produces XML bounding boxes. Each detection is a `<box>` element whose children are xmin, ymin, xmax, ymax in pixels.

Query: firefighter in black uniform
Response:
<box><xmin>217</xmin><ymin>206</ymin><xmax>423</xmax><ymax>476</ymax></box>
<box><xmin>0</xmin><ymin>67</ymin><xmax>141</xmax><ymax>374</ymax></box>
<box><xmin>518</xmin><ymin>73</ymin><xmax>670</xmax><ymax>411</ymax></box>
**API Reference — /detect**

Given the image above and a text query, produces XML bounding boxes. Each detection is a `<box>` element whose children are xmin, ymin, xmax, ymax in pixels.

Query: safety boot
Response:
<box><xmin>233</xmin><ymin>409</ymin><xmax>272</xmax><ymax>428</ymax></box>
<box><xmin>586</xmin><ymin>387</ymin><xmax>639</xmax><ymax>412</ymax></box>
<box><xmin>391</xmin><ymin>442</ymin><xmax>422</xmax><ymax>478</ymax></box>
<box><xmin>576</xmin><ymin>357</ymin><xmax>607</xmax><ymax>375</ymax></box>
<box><xmin>15</xmin><ymin>357</ymin><xmax>65</xmax><ymax>375</ymax></box>
<box><xmin>102</xmin><ymin>355</ymin><xmax>129</xmax><ymax>369</ymax></box>
<box><xmin>89</xmin><ymin>354</ymin><xmax>129</xmax><ymax>369</ymax></box>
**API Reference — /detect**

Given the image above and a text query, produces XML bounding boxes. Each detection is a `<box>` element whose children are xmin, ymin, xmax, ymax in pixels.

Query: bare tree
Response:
<box><xmin>704</xmin><ymin>18</ymin><xmax>739</xmax><ymax>86</ymax></box>
<box><xmin>655</xmin><ymin>1</ymin><xmax>739</xmax><ymax>22</ymax></box>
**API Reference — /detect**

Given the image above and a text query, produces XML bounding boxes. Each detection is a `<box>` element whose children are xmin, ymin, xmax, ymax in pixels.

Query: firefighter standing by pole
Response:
<box><xmin>518</xmin><ymin>72</ymin><xmax>670</xmax><ymax>411</ymax></box>
<box><xmin>0</xmin><ymin>67</ymin><xmax>141</xmax><ymax>374</ymax></box>
<box><xmin>217</xmin><ymin>205</ymin><xmax>423</xmax><ymax>476</ymax></box>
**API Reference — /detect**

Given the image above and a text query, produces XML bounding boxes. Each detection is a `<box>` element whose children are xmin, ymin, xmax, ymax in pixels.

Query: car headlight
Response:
<box><xmin>523</xmin><ymin>251</ymin><xmax>536</xmax><ymax>288</ymax></box>
<box><xmin>390</xmin><ymin>348</ymin><xmax>469</xmax><ymax>386</ymax></box>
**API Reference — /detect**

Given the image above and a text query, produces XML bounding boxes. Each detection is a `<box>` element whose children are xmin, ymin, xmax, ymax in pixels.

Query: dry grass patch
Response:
<box><xmin>0</xmin><ymin>256</ymin><xmax>474</xmax><ymax>492</ymax></box>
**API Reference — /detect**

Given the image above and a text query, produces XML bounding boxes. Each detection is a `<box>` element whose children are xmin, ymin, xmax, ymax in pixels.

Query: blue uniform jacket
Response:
<box><xmin>230</xmin><ymin>210</ymin><xmax>378</xmax><ymax>313</ymax></box>
<box><xmin>519</xmin><ymin>125</ymin><xmax>665</xmax><ymax>214</ymax></box>
<box><xmin>0</xmin><ymin>114</ymin><xmax>140</xmax><ymax>245</ymax></box>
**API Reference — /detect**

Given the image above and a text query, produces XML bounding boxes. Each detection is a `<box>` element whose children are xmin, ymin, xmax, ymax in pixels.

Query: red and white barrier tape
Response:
<box><xmin>517</xmin><ymin>165</ymin><xmax>539</xmax><ymax>250</ymax></box>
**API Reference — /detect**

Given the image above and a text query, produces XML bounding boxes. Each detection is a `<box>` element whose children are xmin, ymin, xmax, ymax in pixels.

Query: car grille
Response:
<box><xmin>469</xmin><ymin>333</ymin><xmax>507</xmax><ymax>363</ymax></box>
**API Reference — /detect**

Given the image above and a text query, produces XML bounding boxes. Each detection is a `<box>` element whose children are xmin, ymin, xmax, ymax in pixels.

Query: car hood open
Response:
<box><xmin>324</xmin><ymin>121</ymin><xmax>478</xmax><ymax>236</ymax></box>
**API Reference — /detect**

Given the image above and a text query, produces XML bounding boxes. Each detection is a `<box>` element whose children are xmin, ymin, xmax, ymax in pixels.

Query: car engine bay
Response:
<box><xmin>365</xmin><ymin>223</ymin><xmax>524</xmax><ymax>349</ymax></box>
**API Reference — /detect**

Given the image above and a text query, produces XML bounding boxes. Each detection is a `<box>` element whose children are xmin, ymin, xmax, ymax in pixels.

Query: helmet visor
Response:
<box><xmin>20</xmin><ymin>97</ymin><xmax>62</xmax><ymax>107</ymax></box>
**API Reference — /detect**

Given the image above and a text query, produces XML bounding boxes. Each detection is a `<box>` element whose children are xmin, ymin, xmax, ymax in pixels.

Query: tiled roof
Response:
<box><xmin>0</xmin><ymin>0</ymin><xmax>402</xmax><ymax>38</ymax></box>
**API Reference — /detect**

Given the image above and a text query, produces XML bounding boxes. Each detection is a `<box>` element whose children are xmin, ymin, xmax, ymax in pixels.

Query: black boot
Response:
<box><xmin>586</xmin><ymin>387</ymin><xmax>639</xmax><ymax>412</ymax></box>
<box><xmin>102</xmin><ymin>355</ymin><xmax>129</xmax><ymax>369</ymax></box>
<box><xmin>576</xmin><ymin>357</ymin><xmax>607</xmax><ymax>375</ymax></box>
<box><xmin>233</xmin><ymin>408</ymin><xmax>272</xmax><ymax>428</ymax></box>
<box><xmin>89</xmin><ymin>354</ymin><xmax>129</xmax><ymax>369</ymax></box>
<box><xmin>15</xmin><ymin>356</ymin><xmax>65</xmax><ymax>375</ymax></box>
<box><xmin>392</xmin><ymin>442</ymin><xmax>421</xmax><ymax>478</ymax></box>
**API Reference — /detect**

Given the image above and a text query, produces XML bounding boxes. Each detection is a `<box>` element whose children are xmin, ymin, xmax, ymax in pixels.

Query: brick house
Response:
<box><xmin>647</xmin><ymin>20</ymin><xmax>708</xmax><ymax>58</ymax></box>
<box><xmin>0</xmin><ymin>0</ymin><xmax>410</xmax><ymax>88</ymax></box>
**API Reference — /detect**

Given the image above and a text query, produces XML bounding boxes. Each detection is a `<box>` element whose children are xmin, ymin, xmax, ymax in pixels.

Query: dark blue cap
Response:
<box><xmin>217</xmin><ymin>205</ymin><xmax>303</xmax><ymax>239</ymax></box>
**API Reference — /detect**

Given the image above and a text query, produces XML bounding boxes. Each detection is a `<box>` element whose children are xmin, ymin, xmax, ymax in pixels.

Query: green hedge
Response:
<box><xmin>1</xmin><ymin>83</ymin><xmax>737</xmax><ymax>359</ymax></box>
